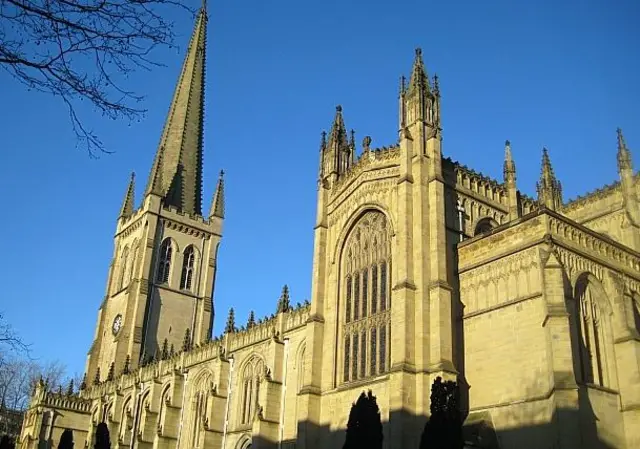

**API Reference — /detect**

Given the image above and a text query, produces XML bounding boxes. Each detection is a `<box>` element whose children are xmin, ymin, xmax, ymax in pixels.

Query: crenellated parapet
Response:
<box><xmin>563</xmin><ymin>180</ymin><xmax>623</xmax><ymax>213</ymax></box>
<box><xmin>41</xmin><ymin>392</ymin><xmax>92</xmax><ymax>413</ymax></box>
<box><xmin>451</xmin><ymin>158</ymin><xmax>509</xmax><ymax>206</ymax></box>
<box><xmin>226</xmin><ymin>302</ymin><xmax>310</xmax><ymax>352</ymax></box>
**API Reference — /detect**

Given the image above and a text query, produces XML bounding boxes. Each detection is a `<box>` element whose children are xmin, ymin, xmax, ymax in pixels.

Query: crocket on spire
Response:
<box><xmin>144</xmin><ymin>4</ymin><xmax>208</xmax><ymax>215</ymax></box>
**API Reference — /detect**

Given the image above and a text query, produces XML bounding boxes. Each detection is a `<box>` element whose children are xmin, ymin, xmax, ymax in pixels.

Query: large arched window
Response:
<box><xmin>574</xmin><ymin>275</ymin><xmax>611</xmax><ymax>388</ymax></box>
<box><xmin>180</xmin><ymin>246</ymin><xmax>196</xmax><ymax>291</ymax></box>
<box><xmin>157</xmin><ymin>239</ymin><xmax>172</xmax><ymax>284</ymax></box>
<box><xmin>341</xmin><ymin>210</ymin><xmax>391</xmax><ymax>384</ymax></box>
<box><xmin>240</xmin><ymin>357</ymin><xmax>264</xmax><ymax>425</ymax></box>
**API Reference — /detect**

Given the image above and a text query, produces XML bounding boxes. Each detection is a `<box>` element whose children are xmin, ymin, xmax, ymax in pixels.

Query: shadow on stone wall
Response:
<box><xmin>244</xmin><ymin>387</ymin><xmax>615</xmax><ymax>449</ymax></box>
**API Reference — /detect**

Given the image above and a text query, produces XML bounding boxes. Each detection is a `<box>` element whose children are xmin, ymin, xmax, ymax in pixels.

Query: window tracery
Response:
<box><xmin>157</xmin><ymin>239</ymin><xmax>172</xmax><ymax>284</ymax></box>
<box><xmin>341</xmin><ymin>210</ymin><xmax>391</xmax><ymax>384</ymax></box>
<box><xmin>180</xmin><ymin>246</ymin><xmax>196</xmax><ymax>290</ymax></box>
<box><xmin>240</xmin><ymin>357</ymin><xmax>264</xmax><ymax>425</ymax></box>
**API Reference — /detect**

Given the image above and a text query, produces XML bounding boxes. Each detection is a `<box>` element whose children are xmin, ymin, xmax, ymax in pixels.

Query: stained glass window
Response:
<box><xmin>344</xmin><ymin>337</ymin><xmax>350</xmax><ymax>382</ymax></box>
<box><xmin>380</xmin><ymin>261</ymin><xmax>387</xmax><ymax>311</ymax></box>
<box><xmin>354</xmin><ymin>273</ymin><xmax>360</xmax><ymax>321</ymax></box>
<box><xmin>370</xmin><ymin>328</ymin><xmax>377</xmax><ymax>375</ymax></box>
<box><xmin>360</xmin><ymin>330</ymin><xmax>367</xmax><ymax>378</ymax></box>
<box><xmin>352</xmin><ymin>333</ymin><xmax>359</xmax><ymax>380</ymax></box>
<box><xmin>362</xmin><ymin>269</ymin><xmax>368</xmax><ymax>318</ymax></box>
<box><xmin>379</xmin><ymin>325</ymin><xmax>386</xmax><ymax>373</ymax></box>
<box><xmin>346</xmin><ymin>276</ymin><xmax>352</xmax><ymax>323</ymax></box>
<box><xmin>371</xmin><ymin>264</ymin><xmax>378</xmax><ymax>314</ymax></box>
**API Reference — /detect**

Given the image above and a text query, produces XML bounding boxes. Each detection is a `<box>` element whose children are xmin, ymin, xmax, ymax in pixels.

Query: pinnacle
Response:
<box><xmin>209</xmin><ymin>169</ymin><xmax>225</xmax><ymax>219</ymax></box>
<box><xmin>408</xmin><ymin>47</ymin><xmax>429</xmax><ymax>92</ymax></box>
<box><xmin>328</xmin><ymin>105</ymin><xmax>349</xmax><ymax>152</ymax></box>
<box><xmin>118</xmin><ymin>172</ymin><xmax>136</xmax><ymax>219</ymax></box>
<box><xmin>617</xmin><ymin>127</ymin><xmax>632</xmax><ymax>171</ymax></box>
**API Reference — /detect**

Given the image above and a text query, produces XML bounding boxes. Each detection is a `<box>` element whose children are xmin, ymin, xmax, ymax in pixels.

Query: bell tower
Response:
<box><xmin>84</xmin><ymin>4</ymin><xmax>225</xmax><ymax>383</ymax></box>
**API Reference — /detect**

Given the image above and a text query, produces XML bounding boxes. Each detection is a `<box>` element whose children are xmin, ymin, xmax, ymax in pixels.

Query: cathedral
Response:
<box><xmin>18</xmin><ymin>5</ymin><xmax>640</xmax><ymax>449</ymax></box>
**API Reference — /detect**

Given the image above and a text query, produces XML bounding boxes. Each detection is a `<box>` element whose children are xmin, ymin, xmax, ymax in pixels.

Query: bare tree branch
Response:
<box><xmin>0</xmin><ymin>0</ymin><xmax>195</xmax><ymax>157</ymax></box>
<box><xmin>0</xmin><ymin>313</ymin><xmax>29</xmax><ymax>355</ymax></box>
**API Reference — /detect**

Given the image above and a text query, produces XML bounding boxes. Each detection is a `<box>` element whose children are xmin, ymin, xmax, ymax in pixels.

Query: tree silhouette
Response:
<box><xmin>343</xmin><ymin>390</ymin><xmax>383</xmax><ymax>449</ymax></box>
<box><xmin>57</xmin><ymin>428</ymin><xmax>74</xmax><ymax>449</ymax></box>
<box><xmin>0</xmin><ymin>435</ymin><xmax>14</xmax><ymax>449</ymax></box>
<box><xmin>419</xmin><ymin>377</ymin><xmax>463</xmax><ymax>449</ymax></box>
<box><xmin>94</xmin><ymin>422</ymin><xmax>110</xmax><ymax>449</ymax></box>
<box><xmin>0</xmin><ymin>0</ymin><xmax>194</xmax><ymax>156</ymax></box>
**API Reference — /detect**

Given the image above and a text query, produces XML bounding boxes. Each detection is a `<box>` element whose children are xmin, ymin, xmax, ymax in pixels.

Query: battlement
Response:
<box><xmin>41</xmin><ymin>392</ymin><xmax>92</xmax><ymax>413</ymax></box>
<box><xmin>450</xmin><ymin>159</ymin><xmax>508</xmax><ymax>205</ymax></box>
<box><xmin>226</xmin><ymin>302</ymin><xmax>310</xmax><ymax>352</ymax></box>
<box><xmin>563</xmin><ymin>180</ymin><xmax>622</xmax><ymax>213</ymax></box>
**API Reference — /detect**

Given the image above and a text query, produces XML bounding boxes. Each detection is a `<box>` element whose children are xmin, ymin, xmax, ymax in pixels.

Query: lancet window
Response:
<box><xmin>157</xmin><ymin>239</ymin><xmax>172</xmax><ymax>284</ymax></box>
<box><xmin>240</xmin><ymin>357</ymin><xmax>264</xmax><ymax>425</ymax></box>
<box><xmin>341</xmin><ymin>210</ymin><xmax>391</xmax><ymax>384</ymax></box>
<box><xmin>180</xmin><ymin>246</ymin><xmax>196</xmax><ymax>290</ymax></box>
<box><xmin>575</xmin><ymin>276</ymin><xmax>610</xmax><ymax>388</ymax></box>
<box><xmin>118</xmin><ymin>246</ymin><xmax>129</xmax><ymax>291</ymax></box>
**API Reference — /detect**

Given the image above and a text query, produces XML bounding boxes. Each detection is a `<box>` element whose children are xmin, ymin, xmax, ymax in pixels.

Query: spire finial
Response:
<box><xmin>209</xmin><ymin>170</ymin><xmax>225</xmax><ymax>219</ymax></box>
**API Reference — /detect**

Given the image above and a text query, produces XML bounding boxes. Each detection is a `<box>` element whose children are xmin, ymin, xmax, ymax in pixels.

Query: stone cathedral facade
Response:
<box><xmin>19</xmin><ymin>6</ymin><xmax>640</xmax><ymax>449</ymax></box>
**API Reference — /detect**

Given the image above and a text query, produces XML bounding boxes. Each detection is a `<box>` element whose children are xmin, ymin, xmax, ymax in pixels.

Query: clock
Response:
<box><xmin>112</xmin><ymin>314</ymin><xmax>123</xmax><ymax>336</ymax></box>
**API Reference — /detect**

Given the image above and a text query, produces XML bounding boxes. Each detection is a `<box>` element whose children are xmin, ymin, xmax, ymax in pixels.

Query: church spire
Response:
<box><xmin>118</xmin><ymin>172</ymin><xmax>136</xmax><ymax>220</ymax></box>
<box><xmin>209</xmin><ymin>170</ymin><xmax>225</xmax><ymax>219</ymax></box>
<box><xmin>144</xmin><ymin>5</ymin><xmax>208</xmax><ymax>215</ymax></box>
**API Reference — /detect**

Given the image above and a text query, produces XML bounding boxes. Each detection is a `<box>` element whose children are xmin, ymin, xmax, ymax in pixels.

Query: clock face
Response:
<box><xmin>112</xmin><ymin>314</ymin><xmax>123</xmax><ymax>336</ymax></box>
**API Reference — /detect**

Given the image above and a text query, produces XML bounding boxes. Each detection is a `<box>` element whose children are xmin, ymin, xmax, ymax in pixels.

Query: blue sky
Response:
<box><xmin>0</xmin><ymin>0</ymin><xmax>638</xmax><ymax>378</ymax></box>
